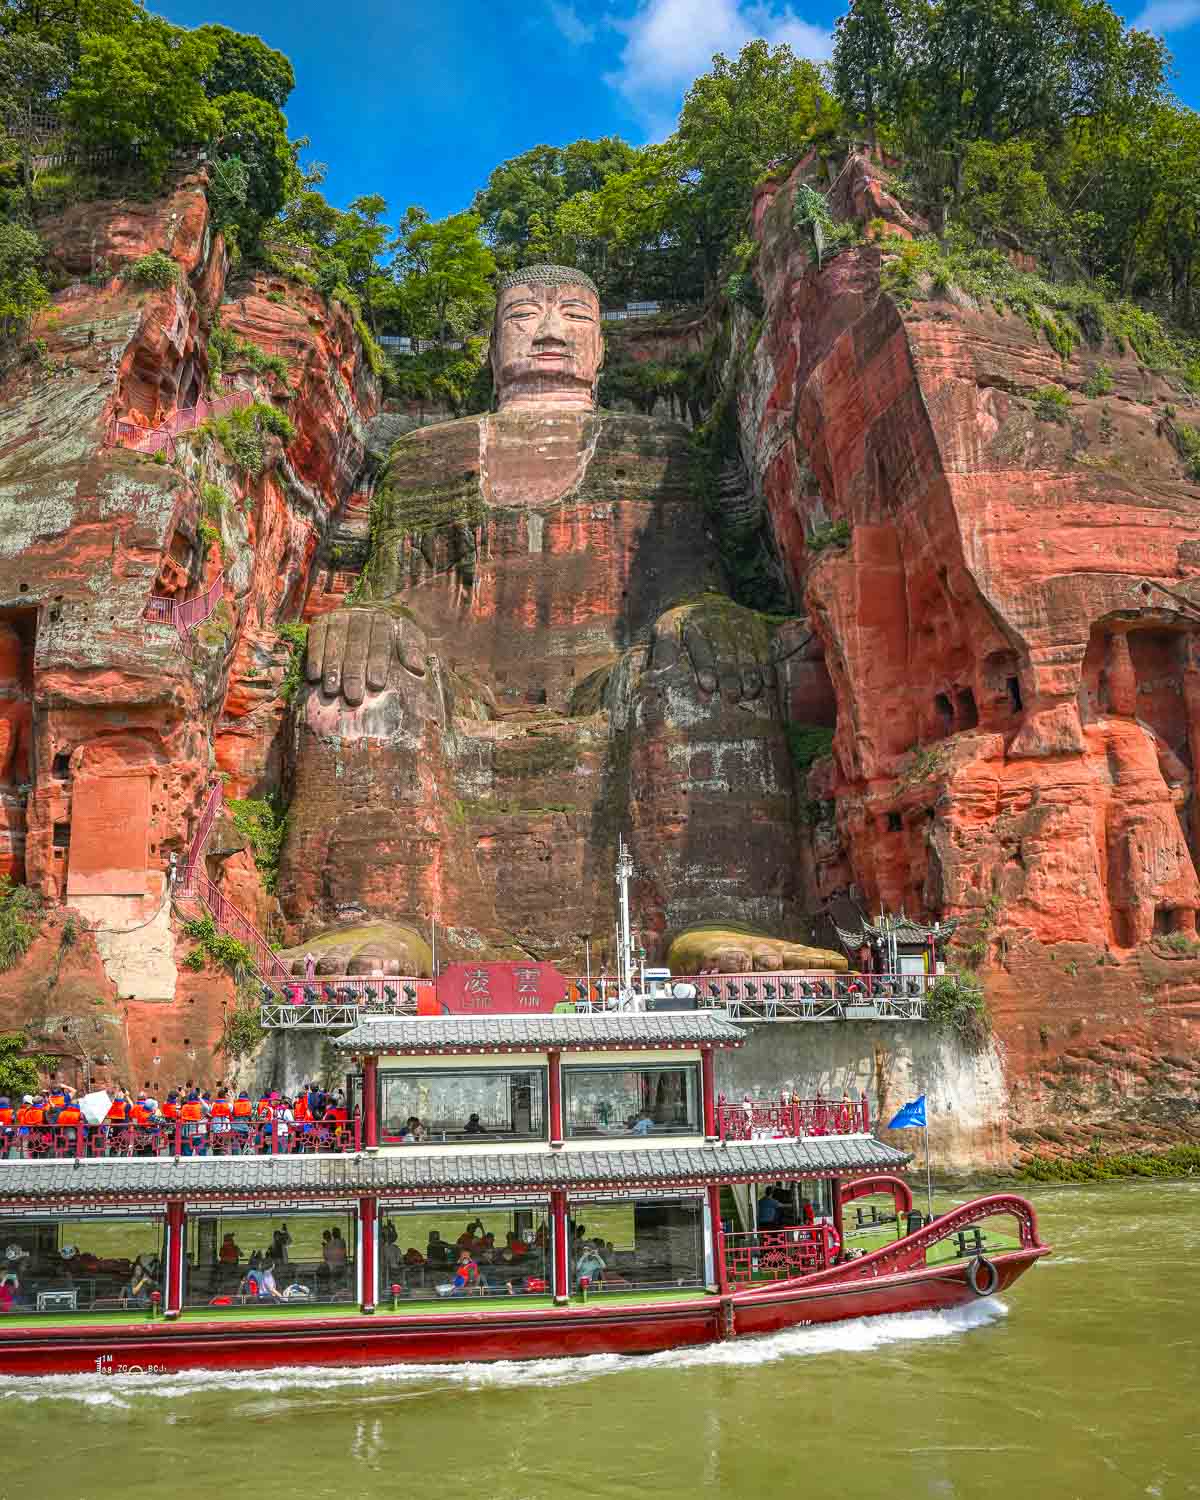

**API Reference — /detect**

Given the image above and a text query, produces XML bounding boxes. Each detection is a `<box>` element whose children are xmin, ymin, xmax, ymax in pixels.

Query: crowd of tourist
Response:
<box><xmin>0</xmin><ymin>1082</ymin><xmax>355</xmax><ymax>1156</ymax></box>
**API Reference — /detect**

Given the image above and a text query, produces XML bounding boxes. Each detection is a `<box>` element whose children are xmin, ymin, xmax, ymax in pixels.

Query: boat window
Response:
<box><xmin>183</xmin><ymin>1209</ymin><xmax>358</xmax><ymax>1311</ymax></box>
<box><xmin>562</xmin><ymin>1064</ymin><xmax>700</xmax><ymax>1138</ymax></box>
<box><xmin>379</xmin><ymin>1068</ymin><xmax>546</xmax><ymax>1144</ymax></box>
<box><xmin>0</xmin><ymin>1214</ymin><xmax>166</xmax><ymax>1316</ymax></box>
<box><xmin>377</xmin><ymin>1203</ymin><xmax>552</xmax><ymax>1303</ymax></box>
<box><xmin>568</xmin><ymin>1196</ymin><xmax>706</xmax><ymax>1293</ymax></box>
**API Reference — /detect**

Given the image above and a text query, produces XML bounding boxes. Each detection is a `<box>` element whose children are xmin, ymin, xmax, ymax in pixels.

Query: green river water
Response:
<box><xmin>1</xmin><ymin>1179</ymin><xmax>1196</xmax><ymax>1499</ymax></box>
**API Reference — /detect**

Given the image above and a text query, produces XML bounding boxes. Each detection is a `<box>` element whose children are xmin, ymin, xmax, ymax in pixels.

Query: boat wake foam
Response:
<box><xmin>0</xmin><ymin>1298</ymin><xmax>1008</xmax><ymax>1407</ymax></box>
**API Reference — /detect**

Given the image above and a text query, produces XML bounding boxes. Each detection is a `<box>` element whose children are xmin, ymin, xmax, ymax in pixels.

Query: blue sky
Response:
<box><xmin>156</xmin><ymin>0</ymin><xmax>1200</xmax><ymax>220</ymax></box>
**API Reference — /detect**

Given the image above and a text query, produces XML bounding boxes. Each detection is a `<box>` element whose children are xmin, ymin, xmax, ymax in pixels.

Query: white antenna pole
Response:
<box><xmin>616</xmin><ymin>836</ymin><xmax>635</xmax><ymax>1000</ymax></box>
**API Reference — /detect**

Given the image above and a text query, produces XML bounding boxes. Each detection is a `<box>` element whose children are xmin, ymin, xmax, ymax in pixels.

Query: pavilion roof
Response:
<box><xmin>0</xmin><ymin>1140</ymin><xmax>911</xmax><ymax>1209</ymax></box>
<box><xmin>833</xmin><ymin>915</ymin><xmax>959</xmax><ymax>950</ymax></box>
<box><xmin>333</xmin><ymin>1012</ymin><xmax>747</xmax><ymax>1056</ymax></box>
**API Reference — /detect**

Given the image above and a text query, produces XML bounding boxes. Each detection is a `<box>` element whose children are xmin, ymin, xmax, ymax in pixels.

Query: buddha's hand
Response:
<box><xmin>303</xmin><ymin>609</ymin><xmax>427</xmax><ymax>706</ymax></box>
<box><xmin>650</xmin><ymin>604</ymin><xmax>778</xmax><ymax>706</ymax></box>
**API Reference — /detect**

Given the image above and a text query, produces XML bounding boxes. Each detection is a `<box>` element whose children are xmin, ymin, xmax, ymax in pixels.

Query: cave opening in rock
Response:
<box><xmin>52</xmin><ymin>752</ymin><xmax>70</xmax><ymax>780</ymax></box>
<box><xmin>1007</xmin><ymin>676</ymin><xmax>1023</xmax><ymax>713</ymax></box>
<box><xmin>934</xmin><ymin>692</ymin><xmax>954</xmax><ymax>729</ymax></box>
<box><xmin>52</xmin><ymin>821</ymin><xmax>70</xmax><ymax>858</ymax></box>
<box><xmin>886</xmin><ymin>811</ymin><xmax>902</xmax><ymax>832</ymax></box>
<box><xmin>956</xmin><ymin>688</ymin><xmax>979</xmax><ymax>729</ymax></box>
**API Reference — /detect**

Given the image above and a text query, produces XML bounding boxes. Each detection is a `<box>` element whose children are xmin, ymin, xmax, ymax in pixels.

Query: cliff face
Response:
<box><xmin>741</xmin><ymin>153</ymin><xmax>1200</xmax><ymax>1160</ymax></box>
<box><xmin>0</xmin><ymin>168</ymin><xmax>378</xmax><ymax>1094</ymax></box>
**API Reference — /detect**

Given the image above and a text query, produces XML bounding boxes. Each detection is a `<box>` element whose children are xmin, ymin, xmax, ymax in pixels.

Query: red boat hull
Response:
<box><xmin>0</xmin><ymin>1248</ymin><xmax>1047</xmax><ymax>1377</ymax></box>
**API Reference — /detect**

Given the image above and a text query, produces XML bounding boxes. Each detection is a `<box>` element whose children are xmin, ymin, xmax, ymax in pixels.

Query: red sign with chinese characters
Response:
<box><xmin>435</xmin><ymin>960</ymin><xmax>569</xmax><ymax>1014</ymax></box>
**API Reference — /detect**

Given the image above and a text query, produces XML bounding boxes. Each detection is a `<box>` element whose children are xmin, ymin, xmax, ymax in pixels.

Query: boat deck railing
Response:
<box><xmin>2</xmin><ymin>1117</ymin><xmax>362</xmax><ymax>1162</ymax></box>
<box><xmin>716</xmin><ymin>1094</ymin><xmax>870</xmax><ymax>1142</ymax></box>
<box><xmin>722</xmin><ymin>1225</ymin><xmax>840</xmax><ymax>1288</ymax></box>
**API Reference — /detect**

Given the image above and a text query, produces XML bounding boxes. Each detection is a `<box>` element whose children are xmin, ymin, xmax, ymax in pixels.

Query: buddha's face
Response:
<box><xmin>492</xmin><ymin>278</ymin><xmax>603</xmax><ymax>409</ymax></box>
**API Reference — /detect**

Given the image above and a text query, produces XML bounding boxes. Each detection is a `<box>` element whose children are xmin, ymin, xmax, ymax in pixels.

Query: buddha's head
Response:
<box><xmin>491</xmin><ymin>264</ymin><xmax>603</xmax><ymax>411</ymax></box>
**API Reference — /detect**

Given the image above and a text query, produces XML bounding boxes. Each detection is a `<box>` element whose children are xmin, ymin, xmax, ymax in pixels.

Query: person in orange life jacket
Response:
<box><xmin>452</xmin><ymin>1250</ymin><xmax>480</xmax><ymax>1295</ymax></box>
<box><xmin>209</xmin><ymin>1089</ymin><xmax>232</xmax><ymax>1143</ymax></box>
<box><xmin>179</xmin><ymin>1092</ymin><xmax>205</xmax><ymax>1158</ymax></box>
<box><xmin>161</xmin><ymin>1093</ymin><xmax>179</xmax><ymax>1122</ymax></box>
<box><xmin>56</xmin><ymin>1100</ymin><xmax>81</xmax><ymax>1127</ymax></box>
<box><xmin>130</xmin><ymin>1096</ymin><xmax>154</xmax><ymax>1128</ymax></box>
<box><xmin>306</xmin><ymin>1082</ymin><xmax>325</xmax><ymax>1119</ymax></box>
<box><xmin>0</xmin><ymin>1098</ymin><xmax>12</xmax><ymax>1135</ymax></box>
<box><xmin>232</xmin><ymin>1092</ymin><xmax>253</xmax><ymax>1138</ymax></box>
<box><xmin>106</xmin><ymin>1089</ymin><xmax>131</xmax><ymax>1124</ymax></box>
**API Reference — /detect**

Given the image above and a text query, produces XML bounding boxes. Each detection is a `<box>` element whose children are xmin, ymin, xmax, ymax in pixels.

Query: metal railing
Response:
<box><xmin>723</xmin><ymin>1225</ymin><xmax>840</xmax><ymax>1289</ymax></box>
<box><xmin>255</xmin><ymin>970</ymin><xmax>933</xmax><ymax>1028</ymax></box>
<box><xmin>177</xmin><ymin>868</ymin><xmax>290</xmax><ymax>982</ymax></box>
<box><xmin>186</xmin><ymin>780</ymin><xmax>223</xmax><ymax>882</ymax></box>
<box><xmin>143</xmin><ymin>571</ymin><xmax>225</xmax><ymax>638</ymax></box>
<box><xmin>3</xmin><ymin>1117</ymin><xmax>361</xmax><ymax>1160</ymax></box>
<box><xmin>716</xmin><ymin>1094</ymin><xmax>870</xmax><ymax>1143</ymax></box>
<box><xmin>600</xmin><ymin>300</ymin><xmax>699</xmax><ymax>323</ymax></box>
<box><xmin>109</xmin><ymin>389</ymin><xmax>252</xmax><ymax>460</ymax></box>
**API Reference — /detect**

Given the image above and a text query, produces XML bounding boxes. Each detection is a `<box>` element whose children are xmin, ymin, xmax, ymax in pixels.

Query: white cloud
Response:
<box><xmin>1133</xmin><ymin>0</ymin><xmax>1200</xmax><ymax>30</ymax></box>
<box><xmin>605</xmin><ymin>0</ymin><xmax>832</xmax><ymax>134</ymax></box>
<box><xmin>548</xmin><ymin>0</ymin><xmax>598</xmax><ymax>46</ymax></box>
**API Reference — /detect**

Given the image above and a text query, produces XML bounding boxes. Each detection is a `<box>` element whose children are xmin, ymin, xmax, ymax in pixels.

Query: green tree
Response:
<box><xmin>0</xmin><ymin>32</ymin><xmax>66</xmax><ymax>214</ymax></box>
<box><xmin>193</xmin><ymin>23</ymin><xmax>294</xmax><ymax>109</ymax></box>
<box><xmin>673</xmin><ymin>39</ymin><xmax>839</xmax><ymax>287</ymax></box>
<box><xmin>831</xmin><ymin>0</ymin><xmax>903</xmax><ymax>151</ymax></box>
<box><xmin>0</xmin><ymin>0</ymin><xmax>139</xmax><ymax>64</ymax></box>
<box><xmin>0</xmin><ymin>217</ymin><xmax>47</xmax><ymax>349</ymax></box>
<box><xmin>0</xmin><ymin>1031</ymin><xmax>46</xmax><ymax>1096</ymax></box>
<box><xmin>392</xmin><ymin>208</ymin><xmax>495</xmax><ymax>341</ymax></box>
<box><xmin>211</xmin><ymin>89</ymin><xmax>292</xmax><ymax>244</ymax></box>
<box><xmin>63</xmin><ymin>17</ymin><xmax>221</xmax><ymax>178</ymax></box>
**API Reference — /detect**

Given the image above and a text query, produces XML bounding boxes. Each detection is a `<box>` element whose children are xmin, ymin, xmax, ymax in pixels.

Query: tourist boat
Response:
<box><xmin>0</xmin><ymin>1011</ymin><xmax>1049</xmax><ymax>1376</ymax></box>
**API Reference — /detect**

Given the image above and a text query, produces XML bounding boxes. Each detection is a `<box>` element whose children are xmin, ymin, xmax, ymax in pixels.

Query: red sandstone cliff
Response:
<box><xmin>0</xmin><ymin>166</ymin><xmax>379</xmax><ymax>1095</ymax></box>
<box><xmin>741</xmin><ymin>152</ymin><xmax>1200</xmax><ymax>1159</ymax></box>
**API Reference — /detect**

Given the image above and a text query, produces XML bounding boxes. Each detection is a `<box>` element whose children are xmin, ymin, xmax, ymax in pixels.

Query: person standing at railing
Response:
<box><xmin>180</xmin><ymin>1092</ymin><xmax>206</xmax><ymax>1156</ymax></box>
<box><xmin>232</xmin><ymin>1092</ymin><xmax>253</xmax><ymax>1147</ymax></box>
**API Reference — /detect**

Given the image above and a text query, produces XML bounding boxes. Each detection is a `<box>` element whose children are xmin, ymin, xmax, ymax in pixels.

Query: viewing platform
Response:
<box><xmin>257</xmin><ymin>970</ymin><xmax>935</xmax><ymax>1028</ymax></box>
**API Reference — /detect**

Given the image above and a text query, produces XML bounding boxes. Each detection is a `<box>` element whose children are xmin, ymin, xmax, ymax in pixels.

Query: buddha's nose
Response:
<box><xmin>532</xmin><ymin>305</ymin><xmax>569</xmax><ymax>345</ymax></box>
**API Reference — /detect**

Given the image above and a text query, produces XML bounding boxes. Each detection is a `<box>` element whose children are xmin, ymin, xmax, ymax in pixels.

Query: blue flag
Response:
<box><xmin>888</xmin><ymin>1095</ymin><xmax>927</xmax><ymax>1129</ymax></box>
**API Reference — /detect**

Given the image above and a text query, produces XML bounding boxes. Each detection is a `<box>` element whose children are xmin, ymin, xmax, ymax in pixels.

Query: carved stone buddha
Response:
<box><xmin>279</xmin><ymin>266</ymin><xmax>800</xmax><ymax>964</ymax></box>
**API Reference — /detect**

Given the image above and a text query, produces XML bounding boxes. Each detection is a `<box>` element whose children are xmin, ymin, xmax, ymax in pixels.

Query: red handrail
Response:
<box><xmin>109</xmin><ymin>389</ymin><xmax>252</xmax><ymax>457</ymax></box>
<box><xmin>143</xmin><ymin>571</ymin><xmax>224</xmax><ymax>637</ymax></box>
<box><xmin>5</xmin><ymin>1116</ymin><xmax>362</xmax><ymax>1160</ymax></box>
<box><xmin>722</xmin><ymin>1224</ymin><xmax>840</xmax><ymax>1288</ymax></box>
<box><xmin>716</xmin><ymin>1093</ymin><xmax>870</xmax><ymax>1141</ymax></box>
<box><xmin>179</xmin><ymin>868</ymin><xmax>290</xmax><ymax>981</ymax></box>
<box><xmin>186</xmin><ymin>781</ymin><xmax>223</xmax><ymax>881</ymax></box>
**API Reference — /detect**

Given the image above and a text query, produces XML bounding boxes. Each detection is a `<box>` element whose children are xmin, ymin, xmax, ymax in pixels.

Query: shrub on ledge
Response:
<box><xmin>925</xmin><ymin>969</ymin><xmax>991</xmax><ymax>1050</ymax></box>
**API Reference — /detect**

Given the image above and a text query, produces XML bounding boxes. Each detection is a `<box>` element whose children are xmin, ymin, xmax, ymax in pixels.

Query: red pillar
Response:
<box><xmin>707</xmin><ymin>1183</ymin><xmax>727</xmax><ymax>1291</ymax></box>
<box><xmin>701</xmin><ymin>1047</ymin><xmax>716</xmax><ymax>1140</ymax></box>
<box><xmin>363</xmin><ymin>1054</ymin><xmax>378</xmax><ymax>1148</ymax></box>
<box><xmin>165</xmin><ymin>1199</ymin><xmax>185</xmax><ymax>1318</ymax></box>
<box><xmin>551</xmin><ymin>1189</ymin><xmax>569</xmax><ymax>1304</ymax></box>
<box><xmin>359</xmin><ymin>1195</ymin><xmax>377</xmax><ymax>1312</ymax></box>
<box><xmin>548</xmin><ymin>1049</ymin><xmax>563</xmax><ymax>1148</ymax></box>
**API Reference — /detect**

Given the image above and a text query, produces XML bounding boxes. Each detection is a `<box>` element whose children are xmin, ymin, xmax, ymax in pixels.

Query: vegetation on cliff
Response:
<box><xmin>1018</xmin><ymin>1144</ymin><xmax>1200</xmax><ymax>1182</ymax></box>
<box><xmin>0</xmin><ymin>876</ymin><xmax>38</xmax><ymax>971</ymax></box>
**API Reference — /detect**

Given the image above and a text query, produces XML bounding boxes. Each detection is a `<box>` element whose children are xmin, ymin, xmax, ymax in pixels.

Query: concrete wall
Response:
<box><xmin>715</xmin><ymin>1022</ymin><xmax>1011</xmax><ymax>1175</ymax></box>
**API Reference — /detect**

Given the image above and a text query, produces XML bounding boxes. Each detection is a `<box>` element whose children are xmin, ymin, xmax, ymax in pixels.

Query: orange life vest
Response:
<box><xmin>131</xmin><ymin>1103</ymin><xmax>153</xmax><ymax>1126</ymax></box>
<box><xmin>210</xmin><ymin>1100</ymin><xmax>232</xmax><ymax>1119</ymax></box>
<box><xmin>256</xmin><ymin>1100</ymin><xmax>273</xmax><ymax>1120</ymax></box>
<box><xmin>180</xmin><ymin>1100</ymin><xmax>203</xmax><ymax>1122</ymax></box>
<box><xmin>232</xmin><ymin>1099</ymin><xmax>253</xmax><ymax>1118</ymax></box>
<box><xmin>56</xmin><ymin>1106</ymin><xmax>81</xmax><ymax>1125</ymax></box>
<box><xmin>0</xmin><ymin>1108</ymin><xmax>13</xmax><ymax>1126</ymax></box>
<box><xmin>292</xmin><ymin>1097</ymin><xmax>310</xmax><ymax>1122</ymax></box>
<box><xmin>48</xmin><ymin>1092</ymin><xmax>66</xmax><ymax>1109</ymax></box>
<box><xmin>22</xmin><ymin>1106</ymin><xmax>43</xmax><ymax>1126</ymax></box>
<box><xmin>161</xmin><ymin>1100</ymin><xmax>179</xmax><ymax>1120</ymax></box>
<box><xmin>107</xmin><ymin>1099</ymin><xmax>129</xmax><ymax>1122</ymax></box>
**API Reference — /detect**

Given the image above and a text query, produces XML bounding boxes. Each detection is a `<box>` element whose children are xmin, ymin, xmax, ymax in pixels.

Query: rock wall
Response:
<box><xmin>0</xmin><ymin>165</ymin><xmax>379</xmax><ymax>1092</ymax></box>
<box><xmin>716</xmin><ymin>1023</ymin><xmax>1009</xmax><ymax>1176</ymax></box>
<box><xmin>739</xmin><ymin>151</ymin><xmax>1200</xmax><ymax>1160</ymax></box>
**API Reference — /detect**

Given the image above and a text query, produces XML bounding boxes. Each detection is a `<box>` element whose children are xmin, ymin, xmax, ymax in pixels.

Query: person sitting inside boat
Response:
<box><xmin>426</xmin><ymin>1231</ymin><xmax>451</xmax><ymax>1266</ymax></box>
<box><xmin>452</xmin><ymin>1250</ymin><xmax>480</xmax><ymax>1295</ymax></box>
<box><xmin>456</xmin><ymin>1219</ymin><xmax>485</xmax><ymax>1250</ymax></box>
<box><xmin>121</xmin><ymin>1255</ymin><xmax>156</xmax><ymax>1307</ymax></box>
<box><xmin>576</xmin><ymin>1242</ymin><xmax>606</xmax><ymax>1288</ymax></box>
<box><xmin>464</xmin><ymin>1112</ymin><xmax>485</xmax><ymax>1135</ymax></box>
<box><xmin>219</xmin><ymin>1233</ymin><xmax>242</xmax><ymax>1267</ymax></box>
<box><xmin>241</xmin><ymin>1259</ymin><xmax>285</xmax><ymax>1303</ymax></box>
<box><xmin>630</xmin><ymin>1109</ymin><xmax>655</xmax><ymax>1136</ymax></box>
